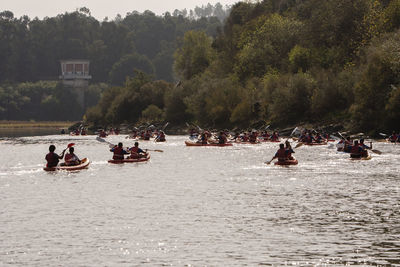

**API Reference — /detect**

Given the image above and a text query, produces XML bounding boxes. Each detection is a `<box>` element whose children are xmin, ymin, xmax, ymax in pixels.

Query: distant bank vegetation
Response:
<box><xmin>1</xmin><ymin>1</ymin><xmax>400</xmax><ymax>134</ymax></box>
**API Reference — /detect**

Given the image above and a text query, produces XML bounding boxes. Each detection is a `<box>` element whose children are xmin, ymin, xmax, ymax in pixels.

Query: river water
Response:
<box><xmin>0</xmin><ymin>135</ymin><xmax>399</xmax><ymax>266</ymax></box>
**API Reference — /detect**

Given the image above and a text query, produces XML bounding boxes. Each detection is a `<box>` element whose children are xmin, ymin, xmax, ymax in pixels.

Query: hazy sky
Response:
<box><xmin>2</xmin><ymin>0</ymin><xmax>239</xmax><ymax>20</ymax></box>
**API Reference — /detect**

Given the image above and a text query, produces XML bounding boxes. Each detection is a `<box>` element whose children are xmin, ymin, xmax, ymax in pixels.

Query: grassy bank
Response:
<box><xmin>0</xmin><ymin>121</ymin><xmax>76</xmax><ymax>128</ymax></box>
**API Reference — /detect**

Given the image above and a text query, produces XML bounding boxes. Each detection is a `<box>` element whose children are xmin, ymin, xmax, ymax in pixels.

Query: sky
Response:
<box><xmin>2</xmin><ymin>0</ymin><xmax>239</xmax><ymax>20</ymax></box>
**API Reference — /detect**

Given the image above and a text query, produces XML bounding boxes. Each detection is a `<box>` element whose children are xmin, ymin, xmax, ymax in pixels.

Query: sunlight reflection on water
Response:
<box><xmin>0</xmin><ymin>135</ymin><xmax>399</xmax><ymax>266</ymax></box>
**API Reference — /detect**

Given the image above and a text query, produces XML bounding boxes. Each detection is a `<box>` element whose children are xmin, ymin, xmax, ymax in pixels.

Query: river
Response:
<box><xmin>0</xmin><ymin>134</ymin><xmax>399</xmax><ymax>266</ymax></box>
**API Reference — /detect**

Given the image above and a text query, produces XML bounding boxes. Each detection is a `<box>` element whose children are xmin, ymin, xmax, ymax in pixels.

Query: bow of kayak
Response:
<box><xmin>44</xmin><ymin>158</ymin><xmax>90</xmax><ymax>171</ymax></box>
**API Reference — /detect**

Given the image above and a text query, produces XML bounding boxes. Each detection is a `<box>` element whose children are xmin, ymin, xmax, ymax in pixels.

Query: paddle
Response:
<box><xmin>96</xmin><ymin>136</ymin><xmax>115</xmax><ymax>148</ymax></box>
<box><xmin>371</xmin><ymin>149</ymin><xmax>382</xmax><ymax>155</ymax></box>
<box><xmin>295</xmin><ymin>142</ymin><xmax>304</xmax><ymax>149</ymax></box>
<box><xmin>145</xmin><ymin>149</ymin><xmax>163</xmax><ymax>152</ymax></box>
<box><xmin>265</xmin><ymin>158</ymin><xmax>275</xmax><ymax>165</ymax></box>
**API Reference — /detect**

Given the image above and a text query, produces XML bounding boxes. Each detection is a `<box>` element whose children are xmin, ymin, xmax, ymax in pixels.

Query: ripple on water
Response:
<box><xmin>0</xmin><ymin>135</ymin><xmax>399</xmax><ymax>266</ymax></box>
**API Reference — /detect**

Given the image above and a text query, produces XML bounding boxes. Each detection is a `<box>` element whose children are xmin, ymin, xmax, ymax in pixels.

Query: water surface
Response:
<box><xmin>0</xmin><ymin>135</ymin><xmax>399</xmax><ymax>266</ymax></box>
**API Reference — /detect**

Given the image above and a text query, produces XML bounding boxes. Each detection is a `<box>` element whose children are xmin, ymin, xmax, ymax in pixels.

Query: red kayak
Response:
<box><xmin>44</xmin><ymin>158</ymin><xmax>90</xmax><ymax>171</ymax></box>
<box><xmin>303</xmin><ymin>142</ymin><xmax>327</xmax><ymax>146</ymax></box>
<box><xmin>274</xmin><ymin>158</ymin><xmax>298</xmax><ymax>166</ymax></box>
<box><xmin>108</xmin><ymin>154</ymin><xmax>150</xmax><ymax>164</ymax></box>
<box><xmin>185</xmin><ymin>141</ymin><xmax>233</xmax><ymax>147</ymax></box>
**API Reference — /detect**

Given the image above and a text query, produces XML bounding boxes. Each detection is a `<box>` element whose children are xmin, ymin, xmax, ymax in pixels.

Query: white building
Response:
<box><xmin>59</xmin><ymin>59</ymin><xmax>92</xmax><ymax>108</ymax></box>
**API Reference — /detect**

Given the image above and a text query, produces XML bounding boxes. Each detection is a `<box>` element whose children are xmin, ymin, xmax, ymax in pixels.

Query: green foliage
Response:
<box><xmin>288</xmin><ymin>45</ymin><xmax>311</xmax><ymax>73</ymax></box>
<box><xmin>350</xmin><ymin>30</ymin><xmax>400</xmax><ymax>131</ymax></box>
<box><xmin>109</xmin><ymin>53</ymin><xmax>154</xmax><ymax>86</ymax></box>
<box><xmin>384</xmin><ymin>0</ymin><xmax>400</xmax><ymax>31</ymax></box>
<box><xmin>0</xmin><ymin>81</ymin><xmax>99</xmax><ymax>120</ymax></box>
<box><xmin>174</xmin><ymin>31</ymin><xmax>215</xmax><ymax>80</ymax></box>
<box><xmin>141</xmin><ymin>104</ymin><xmax>164</xmax><ymax>122</ymax></box>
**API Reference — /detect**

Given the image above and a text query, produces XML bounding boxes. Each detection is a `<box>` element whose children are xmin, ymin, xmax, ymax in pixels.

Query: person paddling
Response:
<box><xmin>45</xmin><ymin>145</ymin><xmax>66</xmax><ymax>168</ymax></box>
<box><xmin>155</xmin><ymin>131</ymin><xmax>166</xmax><ymax>142</ymax></box>
<box><xmin>350</xmin><ymin>140</ymin><xmax>364</xmax><ymax>158</ymax></box>
<box><xmin>268</xmin><ymin>143</ymin><xmax>288</xmax><ymax>163</ymax></box>
<box><xmin>285</xmin><ymin>141</ymin><xmax>295</xmax><ymax>160</ymax></box>
<box><xmin>63</xmin><ymin>146</ymin><xmax>81</xmax><ymax>166</ymax></box>
<box><xmin>217</xmin><ymin>131</ymin><xmax>228</xmax><ymax>144</ymax></box>
<box><xmin>110</xmin><ymin>142</ymin><xmax>129</xmax><ymax>160</ymax></box>
<box><xmin>129</xmin><ymin>142</ymin><xmax>147</xmax><ymax>159</ymax></box>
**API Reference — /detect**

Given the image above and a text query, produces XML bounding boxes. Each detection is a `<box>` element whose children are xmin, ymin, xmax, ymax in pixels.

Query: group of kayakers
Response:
<box><xmin>45</xmin><ymin>145</ymin><xmax>81</xmax><ymax>168</ymax></box>
<box><xmin>337</xmin><ymin>137</ymin><xmax>372</xmax><ymax>158</ymax></box>
<box><xmin>45</xmin><ymin>141</ymin><xmax>148</xmax><ymax>168</ymax></box>
<box><xmin>109</xmin><ymin>142</ymin><xmax>148</xmax><ymax>160</ymax></box>
<box><xmin>189</xmin><ymin>128</ymin><xmax>280</xmax><ymax>144</ymax></box>
<box><xmin>127</xmin><ymin>129</ymin><xmax>166</xmax><ymax>142</ymax></box>
<box><xmin>388</xmin><ymin>131</ymin><xmax>400</xmax><ymax>143</ymax></box>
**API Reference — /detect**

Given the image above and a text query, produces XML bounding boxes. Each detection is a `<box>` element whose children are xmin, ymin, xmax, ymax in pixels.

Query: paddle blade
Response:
<box><xmin>371</xmin><ymin>149</ymin><xmax>382</xmax><ymax>155</ymax></box>
<box><xmin>379</xmin><ymin>133</ymin><xmax>387</xmax><ymax>137</ymax></box>
<box><xmin>154</xmin><ymin>149</ymin><xmax>164</xmax><ymax>152</ymax></box>
<box><xmin>295</xmin><ymin>142</ymin><xmax>304</xmax><ymax>148</ymax></box>
<box><xmin>67</xmin><ymin>143</ymin><xmax>75</xmax><ymax>148</ymax></box>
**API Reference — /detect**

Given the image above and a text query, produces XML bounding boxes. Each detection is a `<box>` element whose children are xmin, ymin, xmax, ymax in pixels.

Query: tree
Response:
<box><xmin>174</xmin><ymin>30</ymin><xmax>215</xmax><ymax>80</ymax></box>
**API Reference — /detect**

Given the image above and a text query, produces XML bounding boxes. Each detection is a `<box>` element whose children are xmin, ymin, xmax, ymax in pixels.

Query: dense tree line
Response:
<box><xmin>160</xmin><ymin>0</ymin><xmax>400</xmax><ymax>133</ymax></box>
<box><xmin>0</xmin><ymin>81</ymin><xmax>108</xmax><ymax>121</ymax></box>
<box><xmin>0</xmin><ymin>3</ymin><xmax>230</xmax><ymax>121</ymax></box>
<box><xmin>0</xmin><ymin>3</ymin><xmax>230</xmax><ymax>85</ymax></box>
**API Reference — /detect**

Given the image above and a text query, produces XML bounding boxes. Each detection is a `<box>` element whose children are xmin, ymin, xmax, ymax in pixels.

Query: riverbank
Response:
<box><xmin>0</xmin><ymin>121</ymin><xmax>75</xmax><ymax>128</ymax></box>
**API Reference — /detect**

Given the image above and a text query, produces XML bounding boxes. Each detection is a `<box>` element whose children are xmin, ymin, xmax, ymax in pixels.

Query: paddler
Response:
<box><xmin>110</xmin><ymin>142</ymin><xmax>129</xmax><ymax>160</ymax></box>
<box><xmin>314</xmin><ymin>132</ymin><xmax>323</xmax><ymax>143</ymax></box>
<box><xmin>270</xmin><ymin>131</ymin><xmax>279</xmax><ymax>141</ymax></box>
<box><xmin>128</xmin><ymin>142</ymin><xmax>147</xmax><ymax>159</ymax></box>
<box><xmin>359</xmin><ymin>138</ymin><xmax>372</xmax><ymax>157</ymax></box>
<box><xmin>388</xmin><ymin>131</ymin><xmax>398</xmax><ymax>143</ymax></box>
<box><xmin>285</xmin><ymin>141</ymin><xmax>295</xmax><ymax>160</ymax></box>
<box><xmin>63</xmin><ymin>146</ymin><xmax>81</xmax><ymax>166</ymax></box>
<box><xmin>45</xmin><ymin>145</ymin><xmax>66</xmax><ymax>168</ymax></box>
<box><xmin>349</xmin><ymin>140</ymin><xmax>364</xmax><ymax>158</ymax></box>
<box><xmin>217</xmin><ymin>131</ymin><xmax>228</xmax><ymax>144</ymax></box>
<box><xmin>271</xmin><ymin>143</ymin><xmax>288</xmax><ymax>162</ymax></box>
<box><xmin>155</xmin><ymin>131</ymin><xmax>166</xmax><ymax>142</ymax></box>
<box><xmin>249</xmin><ymin>131</ymin><xmax>258</xmax><ymax>143</ymax></box>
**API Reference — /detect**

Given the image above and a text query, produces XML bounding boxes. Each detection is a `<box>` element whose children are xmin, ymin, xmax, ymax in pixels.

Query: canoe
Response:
<box><xmin>108</xmin><ymin>154</ymin><xmax>150</xmax><ymax>164</ymax></box>
<box><xmin>44</xmin><ymin>158</ymin><xmax>90</xmax><ymax>171</ymax></box>
<box><xmin>350</xmin><ymin>155</ymin><xmax>372</xmax><ymax>161</ymax></box>
<box><xmin>274</xmin><ymin>159</ymin><xmax>298</xmax><ymax>166</ymax></box>
<box><xmin>185</xmin><ymin>141</ymin><xmax>233</xmax><ymax>147</ymax></box>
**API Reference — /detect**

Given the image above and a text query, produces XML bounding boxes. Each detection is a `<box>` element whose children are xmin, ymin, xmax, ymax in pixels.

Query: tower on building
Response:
<box><xmin>59</xmin><ymin>59</ymin><xmax>92</xmax><ymax>108</ymax></box>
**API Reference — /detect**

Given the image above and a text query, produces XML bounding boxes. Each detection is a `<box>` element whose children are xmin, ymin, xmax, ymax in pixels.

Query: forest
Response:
<box><xmin>0</xmin><ymin>3</ymin><xmax>229</xmax><ymax>120</ymax></box>
<box><xmin>2</xmin><ymin>1</ymin><xmax>400</xmax><ymax>134</ymax></box>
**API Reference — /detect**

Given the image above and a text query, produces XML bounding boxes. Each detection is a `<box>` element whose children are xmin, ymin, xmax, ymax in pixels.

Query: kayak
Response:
<box><xmin>108</xmin><ymin>154</ymin><xmax>150</xmax><ymax>164</ymax></box>
<box><xmin>43</xmin><ymin>158</ymin><xmax>90</xmax><ymax>171</ymax></box>
<box><xmin>350</xmin><ymin>155</ymin><xmax>372</xmax><ymax>161</ymax></box>
<box><xmin>303</xmin><ymin>142</ymin><xmax>327</xmax><ymax>146</ymax></box>
<box><xmin>274</xmin><ymin>159</ymin><xmax>298</xmax><ymax>166</ymax></box>
<box><xmin>235</xmin><ymin>141</ymin><xmax>260</xmax><ymax>144</ymax></box>
<box><xmin>185</xmin><ymin>141</ymin><xmax>233</xmax><ymax>147</ymax></box>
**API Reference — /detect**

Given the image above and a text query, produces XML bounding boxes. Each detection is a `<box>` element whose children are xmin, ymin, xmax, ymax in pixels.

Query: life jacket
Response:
<box><xmin>45</xmin><ymin>152</ymin><xmax>59</xmax><ymax>167</ymax></box>
<box><xmin>389</xmin><ymin>135</ymin><xmax>397</xmax><ymax>142</ymax></box>
<box><xmin>276</xmin><ymin>148</ymin><xmax>287</xmax><ymax>161</ymax></box>
<box><xmin>113</xmin><ymin>147</ymin><xmax>124</xmax><ymax>160</ymax></box>
<box><xmin>64</xmin><ymin>153</ymin><xmax>78</xmax><ymax>165</ymax></box>
<box><xmin>271</xmin><ymin>134</ymin><xmax>279</xmax><ymax>141</ymax></box>
<box><xmin>350</xmin><ymin>144</ymin><xmax>361</xmax><ymax>155</ymax></box>
<box><xmin>286</xmin><ymin>148</ymin><xmax>294</xmax><ymax>159</ymax></box>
